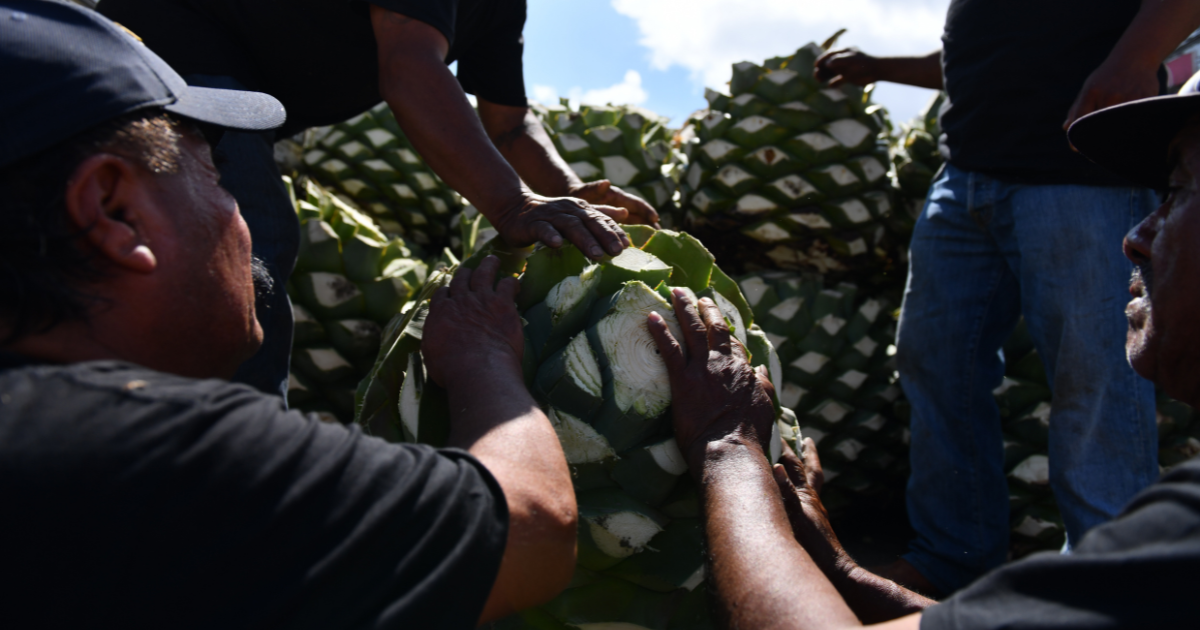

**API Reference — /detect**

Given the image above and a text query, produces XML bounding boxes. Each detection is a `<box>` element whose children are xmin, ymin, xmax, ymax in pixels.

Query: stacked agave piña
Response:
<box><xmin>738</xmin><ymin>271</ymin><xmax>909</xmax><ymax>513</ymax></box>
<box><xmin>677</xmin><ymin>43</ymin><xmax>905</xmax><ymax>283</ymax></box>
<box><xmin>299</xmin><ymin>102</ymin><xmax>464</xmax><ymax>253</ymax></box>
<box><xmin>358</xmin><ymin>227</ymin><xmax>799</xmax><ymax>630</ymax></box>
<box><xmin>286</xmin><ymin>176</ymin><xmax>427</xmax><ymax>423</ymax></box>
<box><xmin>531</xmin><ymin>100</ymin><xmax>683</xmax><ymax>228</ymax></box>
<box><xmin>890</xmin><ymin>92</ymin><xmax>945</xmax><ymax>231</ymax></box>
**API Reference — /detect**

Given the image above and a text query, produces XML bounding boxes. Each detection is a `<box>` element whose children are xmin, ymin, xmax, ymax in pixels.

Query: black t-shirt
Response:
<box><xmin>939</xmin><ymin>0</ymin><xmax>1164</xmax><ymax>186</ymax></box>
<box><xmin>922</xmin><ymin>457</ymin><xmax>1200</xmax><ymax>629</ymax></box>
<box><xmin>0</xmin><ymin>353</ymin><xmax>508</xmax><ymax>629</ymax></box>
<box><xmin>96</xmin><ymin>0</ymin><xmax>528</xmax><ymax>136</ymax></box>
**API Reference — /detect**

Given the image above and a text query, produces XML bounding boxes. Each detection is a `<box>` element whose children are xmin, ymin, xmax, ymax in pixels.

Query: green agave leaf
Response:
<box><xmin>516</xmin><ymin>245</ymin><xmax>590</xmax><ymax>313</ymax></box>
<box><xmin>641</xmin><ymin>230</ymin><xmax>714</xmax><ymax>293</ymax></box>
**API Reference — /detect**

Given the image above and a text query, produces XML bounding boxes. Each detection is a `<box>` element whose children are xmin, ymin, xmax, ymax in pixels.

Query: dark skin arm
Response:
<box><xmin>1064</xmin><ymin>0</ymin><xmax>1200</xmax><ymax>128</ymax></box>
<box><xmin>477</xmin><ymin>100</ymin><xmax>659</xmax><ymax>226</ymax></box>
<box><xmin>647</xmin><ymin>292</ymin><xmax>925</xmax><ymax>630</ymax></box>
<box><xmin>423</xmin><ymin>256</ymin><xmax>577</xmax><ymax>624</ymax></box>
<box><xmin>774</xmin><ymin>439</ymin><xmax>936</xmax><ymax>623</ymax></box>
<box><xmin>814</xmin><ymin>50</ymin><xmax>942</xmax><ymax>90</ymax></box>
<box><xmin>369</xmin><ymin>6</ymin><xmax>630</xmax><ymax>260</ymax></box>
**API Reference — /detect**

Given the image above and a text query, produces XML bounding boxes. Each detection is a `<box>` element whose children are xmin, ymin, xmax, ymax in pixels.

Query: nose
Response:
<box><xmin>1123</xmin><ymin>210</ymin><xmax>1158</xmax><ymax>266</ymax></box>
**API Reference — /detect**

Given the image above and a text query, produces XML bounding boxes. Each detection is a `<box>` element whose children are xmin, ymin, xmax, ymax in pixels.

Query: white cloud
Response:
<box><xmin>531</xmin><ymin>70</ymin><xmax>650</xmax><ymax>108</ymax></box>
<box><xmin>611</xmin><ymin>0</ymin><xmax>949</xmax><ymax>91</ymax></box>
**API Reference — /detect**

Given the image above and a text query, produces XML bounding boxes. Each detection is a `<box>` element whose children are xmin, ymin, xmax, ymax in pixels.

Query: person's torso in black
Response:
<box><xmin>96</xmin><ymin>0</ymin><xmax>528</xmax><ymax>136</ymax></box>
<box><xmin>0</xmin><ymin>353</ymin><xmax>508</xmax><ymax>629</ymax></box>
<box><xmin>940</xmin><ymin>0</ymin><xmax>1164</xmax><ymax>186</ymax></box>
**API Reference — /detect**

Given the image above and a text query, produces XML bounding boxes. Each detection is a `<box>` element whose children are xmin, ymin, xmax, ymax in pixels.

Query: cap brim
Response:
<box><xmin>1068</xmin><ymin>93</ymin><xmax>1200</xmax><ymax>191</ymax></box>
<box><xmin>163</xmin><ymin>85</ymin><xmax>286</xmax><ymax>132</ymax></box>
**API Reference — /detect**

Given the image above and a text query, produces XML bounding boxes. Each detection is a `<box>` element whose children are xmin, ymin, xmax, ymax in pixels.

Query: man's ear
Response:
<box><xmin>63</xmin><ymin>154</ymin><xmax>158</xmax><ymax>274</ymax></box>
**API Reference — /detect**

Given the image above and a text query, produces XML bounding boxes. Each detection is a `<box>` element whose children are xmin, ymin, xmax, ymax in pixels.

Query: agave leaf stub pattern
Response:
<box><xmin>363</xmin><ymin>227</ymin><xmax>798</xmax><ymax>630</ymax></box>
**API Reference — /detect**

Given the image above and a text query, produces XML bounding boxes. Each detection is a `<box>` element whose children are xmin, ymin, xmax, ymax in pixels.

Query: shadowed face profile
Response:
<box><xmin>1123</xmin><ymin>118</ymin><xmax>1200</xmax><ymax>405</ymax></box>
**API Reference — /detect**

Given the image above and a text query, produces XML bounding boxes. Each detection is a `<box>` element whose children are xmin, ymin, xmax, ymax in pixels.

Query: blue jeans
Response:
<box><xmin>895</xmin><ymin>163</ymin><xmax>1159</xmax><ymax>593</ymax></box>
<box><xmin>187</xmin><ymin>75</ymin><xmax>299</xmax><ymax>402</ymax></box>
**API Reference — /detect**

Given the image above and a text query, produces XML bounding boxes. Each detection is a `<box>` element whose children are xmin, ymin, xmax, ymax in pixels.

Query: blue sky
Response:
<box><xmin>519</xmin><ymin>0</ymin><xmax>949</xmax><ymax>127</ymax></box>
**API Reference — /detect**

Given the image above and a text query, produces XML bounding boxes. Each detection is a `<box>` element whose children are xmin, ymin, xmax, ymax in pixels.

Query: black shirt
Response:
<box><xmin>0</xmin><ymin>354</ymin><xmax>507</xmax><ymax>629</ymax></box>
<box><xmin>939</xmin><ymin>0</ymin><xmax>1163</xmax><ymax>186</ymax></box>
<box><xmin>922</xmin><ymin>457</ymin><xmax>1200</xmax><ymax>629</ymax></box>
<box><xmin>96</xmin><ymin>0</ymin><xmax>528</xmax><ymax>136</ymax></box>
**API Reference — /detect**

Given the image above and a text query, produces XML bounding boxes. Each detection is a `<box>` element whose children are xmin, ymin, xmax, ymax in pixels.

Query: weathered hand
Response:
<box><xmin>422</xmin><ymin>255</ymin><xmax>524</xmax><ymax>386</ymax></box>
<box><xmin>815</xmin><ymin>48</ymin><xmax>882</xmax><ymax>87</ymax></box>
<box><xmin>1064</xmin><ymin>56</ymin><xmax>1161</xmax><ymax>130</ymax></box>
<box><xmin>647</xmin><ymin>288</ymin><xmax>777</xmax><ymax>477</ymax></box>
<box><xmin>569</xmin><ymin>180</ymin><xmax>660</xmax><ymax>228</ymax></box>
<box><xmin>773</xmin><ymin>438</ymin><xmax>856</xmax><ymax>581</ymax></box>
<box><xmin>492</xmin><ymin>191</ymin><xmax>631</xmax><ymax>261</ymax></box>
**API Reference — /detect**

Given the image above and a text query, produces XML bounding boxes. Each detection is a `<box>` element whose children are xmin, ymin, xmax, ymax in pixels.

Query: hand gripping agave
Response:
<box><xmin>357</xmin><ymin>227</ymin><xmax>799</xmax><ymax>629</ymax></box>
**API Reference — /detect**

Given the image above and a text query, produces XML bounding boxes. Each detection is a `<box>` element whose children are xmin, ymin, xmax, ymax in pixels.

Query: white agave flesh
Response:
<box><xmin>341</xmin><ymin>179</ymin><xmax>368</xmax><ymax>195</ymax></box>
<box><xmin>768</xmin><ymin>296</ymin><xmax>804</xmax><ymax>322</ymax></box>
<box><xmin>305</xmin><ymin>348</ymin><xmax>351</xmax><ymax>372</ymax></box>
<box><xmin>287</xmin><ymin>373</ymin><xmax>308</xmax><ymax>393</ymax></box>
<box><xmin>310</xmin><ymin>272</ymin><xmax>363</xmax><ymax>308</ymax></box>
<box><xmin>338</xmin><ymin>141</ymin><xmax>367</xmax><ymax>159</ymax></box>
<box><xmin>564</xmin><ymin>332</ymin><xmax>603</xmax><ymax>399</ymax></box>
<box><xmin>596</xmin><ymin>284</ymin><xmax>682</xmax><ymax>416</ymax></box>
<box><xmin>746</xmin><ymin>222</ymin><xmax>790</xmax><ymax>243</ymax></box>
<box><xmin>772</xmin><ymin>175</ymin><xmax>818</xmax><ymax>200</ymax></box>
<box><xmin>601</xmin><ymin>156</ymin><xmax>640</xmax><ymax>187</ymax></box>
<box><xmin>817</xmin><ymin>165</ymin><xmax>861</xmax><ymax>187</ymax></box>
<box><xmin>546</xmin><ymin>265</ymin><xmax>600</xmax><ymax>324</ymax></box>
<box><xmin>318</xmin><ymin>159</ymin><xmax>350</xmax><ymax>177</ymax></box>
<box><xmin>837</xmin><ymin>198</ymin><xmax>871</xmax><ymax>224</ymax></box>
<box><xmin>733</xmin><ymin>116</ymin><xmax>776</xmax><ymax>135</ymax></box>
<box><xmin>794</xmin><ymin>132</ymin><xmax>838</xmax><ymax>152</ymax></box>
<box><xmin>587</xmin><ymin>513</ymin><xmax>663</xmax><ymax>558</ymax></box>
<box><xmin>738</xmin><ymin>277</ymin><xmax>770</xmax><ymax>307</ymax></box>
<box><xmin>854</xmin><ymin>157</ymin><xmax>888</xmax><ymax>184</ymax></box>
<box><xmin>826</xmin><ymin>118</ymin><xmax>872</xmax><ymax>148</ymax></box>
<box><xmin>716</xmin><ymin>165</ymin><xmax>755</xmax><ymax>189</ymax></box>
<box><xmin>305</xmin><ymin>219</ymin><xmax>337</xmax><ymax>244</ymax></box>
<box><xmin>363</xmin><ymin>128</ymin><xmax>395</xmax><ymax>148</ymax></box>
<box><xmin>571</xmin><ymin>161</ymin><xmax>603</xmax><ymax>180</ymax></box>
<box><xmin>701</xmin><ymin>139</ymin><xmax>740</xmax><ymax>162</ymax></box>
<box><xmin>837</xmin><ymin>369</ymin><xmax>868</xmax><ymax>390</ymax></box>
<box><xmin>412</xmin><ymin>172</ymin><xmax>438</xmax><ymax>191</ymax></box>
<box><xmin>399</xmin><ymin>354</ymin><xmax>422</xmax><ymax>440</ymax></box>
<box><xmin>1011</xmin><ymin>455</ymin><xmax>1050</xmax><ymax>485</ymax></box>
<box><xmin>391</xmin><ymin>182</ymin><xmax>420</xmax><ymax>200</ymax></box>
<box><xmin>395</xmin><ymin>148</ymin><xmax>421</xmax><ymax>165</ymax></box>
<box><xmin>792</xmin><ymin>351</ymin><xmax>830</xmax><ymax>375</ymax></box>
<box><xmin>765</xmin><ymin>69</ymin><xmax>799</xmax><ymax>85</ymax></box>
<box><xmin>559</xmin><ymin>133</ymin><xmax>589</xmax><ymax>153</ymax></box>
<box><xmin>780</xmin><ymin>383</ymin><xmax>806</xmax><ymax>410</ymax></box>
<box><xmin>702</xmin><ymin>111</ymin><xmax>729</xmax><ymax>130</ymax></box>
<box><xmin>648</xmin><ymin>438</ymin><xmax>688</xmax><ymax>475</ymax></box>
<box><xmin>790</xmin><ymin>212</ymin><xmax>833</xmax><ymax>230</ymax></box>
<box><xmin>1014</xmin><ymin>516</ymin><xmax>1059</xmax><ymax>538</ymax></box>
<box><xmin>820</xmin><ymin>88</ymin><xmax>848</xmax><ymax>102</ymax></box>
<box><xmin>734</xmin><ymin>194</ymin><xmax>778</xmax><ymax>215</ymax></box>
<box><xmin>550</xmin><ymin>408</ymin><xmax>615</xmax><ymax>464</ymax></box>
<box><xmin>591</xmin><ymin>126</ymin><xmax>624</xmax><ymax>144</ymax></box>
<box><xmin>361</xmin><ymin>159</ymin><xmax>392</xmax><ymax>174</ymax></box>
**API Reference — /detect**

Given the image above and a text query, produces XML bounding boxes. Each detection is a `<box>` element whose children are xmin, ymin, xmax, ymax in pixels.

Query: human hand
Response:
<box><xmin>422</xmin><ymin>255</ymin><xmax>524</xmax><ymax>386</ymax></box>
<box><xmin>773</xmin><ymin>438</ymin><xmax>856</xmax><ymax>581</ymax></box>
<box><xmin>492</xmin><ymin>191</ymin><xmax>631</xmax><ymax>261</ymax></box>
<box><xmin>815</xmin><ymin>48</ymin><xmax>882</xmax><ymax>87</ymax></box>
<box><xmin>647</xmin><ymin>288</ymin><xmax>777</xmax><ymax>477</ymax></box>
<box><xmin>569</xmin><ymin>180</ymin><xmax>660</xmax><ymax>228</ymax></box>
<box><xmin>1064</xmin><ymin>56</ymin><xmax>1161</xmax><ymax>130</ymax></box>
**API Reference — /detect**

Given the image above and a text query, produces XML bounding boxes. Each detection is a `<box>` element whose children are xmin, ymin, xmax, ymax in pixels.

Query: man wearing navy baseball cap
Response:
<box><xmin>0</xmin><ymin>2</ymin><xmax>578</xmax><ymax>627</ymax></box>
<box><xmin>646</xmin><ymin>77</ymin><xmax>1200</xmax><ymax>629</ymax></box>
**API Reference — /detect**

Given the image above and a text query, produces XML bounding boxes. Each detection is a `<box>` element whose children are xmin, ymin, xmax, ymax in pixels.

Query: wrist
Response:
<box><xmin>690</xmin><ymin>434</ymin><xmax>766</xmax><ymax>482</ymax></box>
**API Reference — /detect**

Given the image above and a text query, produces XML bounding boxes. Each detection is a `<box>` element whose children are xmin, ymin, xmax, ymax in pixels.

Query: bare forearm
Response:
<box><xmin>833</xmin><ymin>567</ymin><xmax>937</xmax><ymax>623</ymax></box>
<box><xmin>1111</xmin><ymin>0</ymin><xmax>1200</xmax><ymax>72</ymax></box>
<box><xmin>485</xmin><ymin>107</ymin><xmax>583</xmax><ymax>197</ymax></box>
<box><xmin>875</xmin><ymin>51</ymin><xmax>943</xmax><ymax>89</ymax></box>
<box><xmin>702</xmin><ymin>441</ymin><xmax>861</xmax><ymax>630</ymax></box>
<box><xmin>379</xmin><ymin>55</ymin><xmax>526</xmax><ymax>223</ymax></box>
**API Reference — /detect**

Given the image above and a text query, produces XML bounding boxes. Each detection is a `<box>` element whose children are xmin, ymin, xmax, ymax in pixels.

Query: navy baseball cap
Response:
<box><xmin>1068</xmin><ymin>75</ymin><xmax>1200</xmax><ymax>191</ymax></box>
<box><xmin>1</xmin><ymin>0</ymin><xmax>286</xmax><ymax>169</ymax></box>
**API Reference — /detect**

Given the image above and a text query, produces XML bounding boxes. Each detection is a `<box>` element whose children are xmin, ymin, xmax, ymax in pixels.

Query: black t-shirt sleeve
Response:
<box><xmin>454</xmin><ymin>1</ymin><xmax>528</xmax><ymax>106</ymax></box>
<box><xmin>1</xmin><ymin>363</ymin><xmax>508</xmax><ymax>630</ymax></box>
<box><xmin>367</xmin><ymin>0</ymin><xmax>458</xmax><ymax>45</ymax></box>
<box><xmin>920</xmin><ymin>462</ymin><xmax>1200</xmax><ymax>630</ymax></box>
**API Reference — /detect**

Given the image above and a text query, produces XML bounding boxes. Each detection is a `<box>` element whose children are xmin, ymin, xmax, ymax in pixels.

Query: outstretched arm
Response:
<box><xmin>815</xmin><ymin>49</ymin><xmax>943</xmax><ymax>90</ymax></box>
<box><xmin>648</xmin><ymin>290</ymin><xmax>926</xmax><ymax>630</ymax></box>
<box><xmin>369</xmin><ymin>6</ymin><xmax>629</xmax><ymax>260</ymax></box>
<box><xmin>1064</xmin><ymin>0</ymin><xmax>1200</xmax><ymax>127</ymax></box>
<box><xmin>423</xmin><ymin>256</ymin><xmax>577</xmax><ymax>623</ymax></box>
<box><xmin>477</xmin><ymin>100</ymin><xmax>659</xmax><ymax>226</ymax></box>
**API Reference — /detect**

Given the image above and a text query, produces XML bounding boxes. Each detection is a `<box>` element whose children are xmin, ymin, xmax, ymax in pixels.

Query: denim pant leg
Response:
<box><xmin>1005</xmin><ymin>184</ymin><xmax>1159</xmax><ymax>545</ymax></box>
<box><xmin>897</xmin><ymin>164</ymin><xmax>1021</xmax><ymax>593</ymax></box>
<box><xmin>187</xmin><ymin>75</ymin><xmax>299</xmax><ymax>401</ymax></box>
